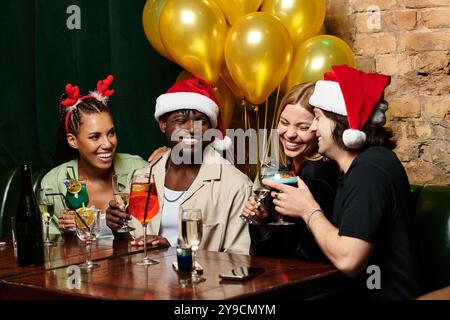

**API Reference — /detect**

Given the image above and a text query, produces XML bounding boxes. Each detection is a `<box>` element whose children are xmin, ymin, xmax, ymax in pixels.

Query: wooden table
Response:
<box><xmin>0</xmin><ymin>235</ymin><xmax>143</xmax><ymax>279</ymax></box>
<box><xmin>0</xmin><ymin>237</ymin><xmax>340</xmax><ymax>300</ymax></box>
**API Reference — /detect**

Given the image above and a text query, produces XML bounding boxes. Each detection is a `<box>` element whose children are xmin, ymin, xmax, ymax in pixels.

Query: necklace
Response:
<box><xmin>163</xmin><ymin>160</ymin><xmax>196</xmax><ymax>203</ymax></box>
<box><xmin>164</xmin><ymin>189</ymin><xmax>185</xmax><ymax>203</ymax></box>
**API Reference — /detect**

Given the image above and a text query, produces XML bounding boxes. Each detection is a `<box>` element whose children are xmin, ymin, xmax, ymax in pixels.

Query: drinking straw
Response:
<box><xmin>46</xmin><ymin>192</ymin><xmax>90</xmax><ymax>230</ymax></box>
<box><xmin>143</xmin><ymin>155</ymin><xmax>163</xmax><ymax>224</ymax></box>
<box><xmin>67</xmin><ymin>166</ymin><xmax>76</xmax><ymax>180</ymax></box>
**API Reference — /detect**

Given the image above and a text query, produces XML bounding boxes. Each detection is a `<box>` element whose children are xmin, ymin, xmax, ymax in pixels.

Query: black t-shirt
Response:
<box><xmin>332</xmin><ymin>146</ymin><xmax>420</xmax><ymax>299</ymax></box>
<box><xmin>250</xmin><ymin>159</ymin><xmax>340</xmax><ymax>262</ymax></box>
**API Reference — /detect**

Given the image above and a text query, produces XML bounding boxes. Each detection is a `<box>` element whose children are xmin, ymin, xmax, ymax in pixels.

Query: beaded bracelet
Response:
<box><xmin>306</xmin><ymin>208</ymin><xmax>323</xmax><ymax>232</ymax></box>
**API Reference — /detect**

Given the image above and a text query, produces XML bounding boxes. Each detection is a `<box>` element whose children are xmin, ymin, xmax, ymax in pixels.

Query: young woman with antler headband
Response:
<box><xmin>40</xmin><ymin>75</ymin><xmax>148</xmax><ymax>236</ymax></box>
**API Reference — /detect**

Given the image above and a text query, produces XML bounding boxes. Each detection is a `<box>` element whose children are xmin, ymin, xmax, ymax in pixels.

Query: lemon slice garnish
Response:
<box><xmin>67</xmin><ymin>179</ymin><xmax>82</xmax><ymax>194</ymax></box>
<box><xmin>75</xmin><ymin>207</ymin><xmax>94</xmax><ymax>229</ymax></box>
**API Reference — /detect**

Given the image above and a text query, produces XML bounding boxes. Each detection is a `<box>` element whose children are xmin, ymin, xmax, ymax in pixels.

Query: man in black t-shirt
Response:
<box><xmin>263</xmin><ymin>65</ymin><xmax>420</xmax><ymax>299</ymax></box>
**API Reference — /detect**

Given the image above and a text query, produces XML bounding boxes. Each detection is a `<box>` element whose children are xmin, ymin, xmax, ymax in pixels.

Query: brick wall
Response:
<box><xmin>326</xmin><ymin>0</ymin><xmax>450</xmax><ymax>184</ymax></box>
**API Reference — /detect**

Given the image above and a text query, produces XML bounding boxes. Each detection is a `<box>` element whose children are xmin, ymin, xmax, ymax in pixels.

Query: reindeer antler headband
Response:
<box><xmin>60</xmin><ymin>75</ymin><xmax>115</xmax><ymax>135</ymax></box>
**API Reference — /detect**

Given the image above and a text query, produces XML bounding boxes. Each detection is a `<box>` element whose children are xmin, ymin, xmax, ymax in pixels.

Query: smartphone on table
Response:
<box><xmin>219</xmin><ymin>266</ymin><xmax>264</xmax><ymax>281</ymax></box>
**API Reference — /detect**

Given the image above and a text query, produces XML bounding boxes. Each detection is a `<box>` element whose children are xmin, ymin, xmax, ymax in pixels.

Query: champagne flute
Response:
<box><xmin>112</xmin><ymin>173</ymin><xmax>135</xmax><ymax>233</ymax></box>
<box><xmin>264</xmin><ymin>170</ymin><xmax>296</xmax><ymax>226</ymax></box>
<box><xmin>128</xmin><ymin>172</ymin><xmax>160</xmax><ymax>266</ymax></box>
<box><xmin>240</xmin><ymin>171</ymin><xmax>270</xmax><ymax>224</ymax></box>
<box><xmin>75</xmin><ymin>207</ymin><xmax>101</xmax><ymax>269</ymax></box>
<box><xmin>36</xmin><ymin>188</ymin><xmax>56</xmax><ymax>247</ymax></box>
<box><xmin>181</xmin><ymin>209</ymin><xmax>205</xmax><ymax>283</ymax></box>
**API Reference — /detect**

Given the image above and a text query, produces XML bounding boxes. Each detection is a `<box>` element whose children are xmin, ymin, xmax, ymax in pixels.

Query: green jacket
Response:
<box><xmin>40</xmin><ymin>153</ymin><xmax>148</xmax><ymax>234</ymax></box>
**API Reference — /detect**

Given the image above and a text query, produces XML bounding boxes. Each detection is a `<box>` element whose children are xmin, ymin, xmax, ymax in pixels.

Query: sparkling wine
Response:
<box><xmin>114</xmin><ymin>193</ymin><xmax>130</xmax><ymax>209</ymax></box>
<box><xmin>253</xmin><ymin>188</ymin><xmax>270</xmax><ymax>201</ymax></box>
<box><xmin>39</xmin><ymin>203</ymin><xmax>55</xmax><ymax>222</ymax></box>
<box><xmin>181</xmin><ymin>218</ymin><xmax>202</xmax><ymax>251</ymax></box>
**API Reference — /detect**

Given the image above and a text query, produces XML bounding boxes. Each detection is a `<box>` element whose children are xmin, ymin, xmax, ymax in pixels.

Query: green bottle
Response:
<box><xmin>15</xmin><ymin>164</ymin><xmax>44</xmax><ymax>267</ymax></box>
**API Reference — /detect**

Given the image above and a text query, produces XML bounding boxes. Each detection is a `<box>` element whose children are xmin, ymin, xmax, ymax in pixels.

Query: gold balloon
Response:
<box><xmin>262</xmin><ymin>0</ymin><xmax>326</xmax><ymax>46</ymax></box>
<box><xmin>142</xmin><ymin>0</ymin><xmax>171</xmax><ymax>60</ymax></box>
<box><xmin>319</xmin><ymin>24</ymin><xmax>327</xmax><ymax>35</ymax></box>
<box><xmin>220</xmin><ymin>63</ymin><xmax>245</xmax><ymax>99</ymax></box>
<box><xmin>213</xmin><ymin>0</ymin><xmax>263</xmax><ymax>26</ymax></box>
<box><xmin>225</xmin><ymin>12</ymin><xmax>293</xmax><ymax>105</ymax></box>
<box><xmin>286</xmin><ymin>35</ymin><xmax>356</xmax><ymax>90</ymax></box>
<box><xmin>160</xmin><ymin>0</ymin><xmax>228</xmax><ymax>84</ymax></box>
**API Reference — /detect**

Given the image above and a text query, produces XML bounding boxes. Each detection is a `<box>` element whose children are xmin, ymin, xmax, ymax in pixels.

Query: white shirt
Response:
<box><xmin>160</xmin><ymin>187</ymin><xmax>184</xmax><ymax>246</ymax></box>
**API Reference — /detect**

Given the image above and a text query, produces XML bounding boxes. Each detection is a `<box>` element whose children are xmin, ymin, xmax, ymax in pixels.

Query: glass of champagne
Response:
<box><xmin>37</xmin><ymin>188</ymin><xmax>56</xmax><ymax>247</ymax></box>
<box><xmin>75</xmin><ymin>207</ymin><xmax>101</xmax><ymax>269</ymax></box>
<box><xmin>112</xmin><ymin>173</ymin><xmax>135</xmax><ymax>233</ymax></box>
<box><xmin>263</xmin><ymin>170</ymin><xmax>296</xmax><ymax>226</ymax></box>
<box><xmin>240</xmin><ymin>170</ymin><xmax>271</xmax><ymax>224</ymax></box>
<box><xmin>181</xmin><ymin>209</ymin><xmax>205</xmax><ymax>283</ymax></box>
<box><xmin>128</xmin><ymin>172</ymin><xmax>160</xmax><ymax>265</ymax></box>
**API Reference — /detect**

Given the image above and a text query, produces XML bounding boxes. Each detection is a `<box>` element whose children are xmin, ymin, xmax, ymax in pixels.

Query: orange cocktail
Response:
<box><xmin>128</xmin><ymin>182</ymin><xmax>159</xmax><ymax>224</ymax></box>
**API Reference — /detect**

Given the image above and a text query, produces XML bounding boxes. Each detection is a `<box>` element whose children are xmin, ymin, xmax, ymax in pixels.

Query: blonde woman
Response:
<box><xmin>242</xmin><ymin>83</ymin><xmax>340</xmax><ymax>262</ymax></box>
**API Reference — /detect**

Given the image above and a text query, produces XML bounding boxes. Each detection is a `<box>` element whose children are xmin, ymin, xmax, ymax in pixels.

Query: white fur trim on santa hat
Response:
<box><xmin>155</xmin><ymin>92</ymin><xmax>219</xmax><ymax>128</ymax></box>
<box><xmin>309</xmin><ymin>80</ymin><xmax>347</xmax><ymax>116</ymax></box>
<box><xmin>343</xmin><ymin>129</ymin><xmax>366</xmax><ymax>149</ymax></box>
<box><xmin>212</xmin><ymin>136</ymin><xmax>232</xmax><ymax>151</ymax></box>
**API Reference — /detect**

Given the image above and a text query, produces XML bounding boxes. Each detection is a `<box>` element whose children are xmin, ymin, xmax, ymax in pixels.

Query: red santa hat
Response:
<box><xmin>309</xmin><ymin>65</ymin><xmax>391</xmax><ymax>149</ymax></box>
<box><xmin>155</xmin><ymin>77</ymin><xmax>231</xmax><ymax>150</ymax></box>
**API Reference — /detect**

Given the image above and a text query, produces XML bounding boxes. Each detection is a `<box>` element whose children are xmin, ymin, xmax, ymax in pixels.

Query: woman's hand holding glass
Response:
<box><xmin>240</xmin><ymin>172</ymin><xmax>270</xmax><ymax>224</ymax></box>
<box><xmin>241</xmin><ymin>197</ymin><xmax>270</xmax><ymax>225</ymax></box>
<box><xmin>58</xmin><ymin>209</ymin><xmax>76</xmax><ymax>232</ymax></box>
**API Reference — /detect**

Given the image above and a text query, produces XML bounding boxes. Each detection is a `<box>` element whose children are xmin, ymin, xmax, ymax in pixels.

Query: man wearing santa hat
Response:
<box><xmin>107</xmin><ymin>77</ymin><xmax>251</xmax><ymax>255</ymax></box>
<box><xmin>263</xmin><ymin>65</ymin><xmax>420</xmax><ymax>299</ymax></box>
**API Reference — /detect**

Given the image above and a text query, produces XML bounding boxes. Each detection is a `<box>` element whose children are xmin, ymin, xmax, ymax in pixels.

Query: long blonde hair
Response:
<box><xmin>275</xmin><ymin>83</ymin><xmax>322</xmax><ymax>168</ymax></box>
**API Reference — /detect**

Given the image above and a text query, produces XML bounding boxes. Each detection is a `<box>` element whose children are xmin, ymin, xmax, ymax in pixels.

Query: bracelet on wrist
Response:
<box><xmin>306</xmin><ymin>208</ymin><xmax>323</xmax><ymax>232</ymax></box>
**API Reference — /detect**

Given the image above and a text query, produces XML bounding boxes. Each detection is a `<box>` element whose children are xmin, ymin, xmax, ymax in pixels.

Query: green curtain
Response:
<box><xmin>0</xmin><ymin>0</ymin><xmax>180</xmax><ymax>168</ymax></box>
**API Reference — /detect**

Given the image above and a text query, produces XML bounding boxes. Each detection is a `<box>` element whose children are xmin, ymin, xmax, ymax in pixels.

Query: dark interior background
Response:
<box><xmin>0</xmin><ymin>0</ymin><xmax>181</xmax><ymax>169</ymax></box>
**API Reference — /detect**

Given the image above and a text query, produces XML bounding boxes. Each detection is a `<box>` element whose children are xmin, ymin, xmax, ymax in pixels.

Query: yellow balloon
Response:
<box><xmin>319</xmin><ymin>24</ymin><xmax>327</xmax><ymax>35</ymax></box>
<box><xmin>220</xmin><ymin>64</ymin><xmax>245</xmax><ymax>99</ymax></box>
<box><xmin>286</xmin><ymin>35</ymin><xmax>356</xmax><ymax>90</ymax></box>
<box><xmin>262</xmin><ymin>0</ymin><xmax>326</xmax><ymax>46</ymax></box>
<box><xmin>160</xmin><ymin>0</ymin><xmax>228</xmax><ymax>84</ymax></box>
<box><xmin>213</xmin><ymin>0</ymin><xmax>263</xmax><ymax>26</ymax></box>
<box><xmin>225</xmin><ymin>12</ymin><xmax>293</xmax><ymax>105</ymax></box>
<box><xmin>142</xmin><ymin>0</ymin><xmax>171</xmax><ymax>60</ymax></box>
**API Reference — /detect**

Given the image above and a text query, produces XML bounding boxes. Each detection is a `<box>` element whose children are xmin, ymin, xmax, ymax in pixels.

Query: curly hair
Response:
<box><xmin>322</xmin><ymin>109</ymin><xmax>397</xmax><ymax>151</ymax></box>
<box><xmin>54</xmin><ymin>97</ymin><xmax>113</xmax><ymax>165</ymax></box>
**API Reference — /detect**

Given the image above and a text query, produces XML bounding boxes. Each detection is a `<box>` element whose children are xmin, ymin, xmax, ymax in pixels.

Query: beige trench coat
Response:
<box><xmin>129</xmin><ymin>147</ymin><xmax>252</xmax><ymax>255</ymax></box>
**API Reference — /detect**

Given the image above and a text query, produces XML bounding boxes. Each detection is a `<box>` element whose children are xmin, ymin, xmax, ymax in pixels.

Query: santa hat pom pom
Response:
<box><xmin>212</xmin><ymin>136</ymin><xmax>232</xmax><ymax>151</ymax></box>
<box><xmin>343</xmin><ymin>129</ymin><xmax>366</xmax><ymax>149</ymax></box>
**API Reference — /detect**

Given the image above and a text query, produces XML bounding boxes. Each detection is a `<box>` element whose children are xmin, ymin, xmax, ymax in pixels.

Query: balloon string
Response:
<box><xmin>255</xmin><ymin>105</ymin><xmax>261</xmax><ymax>176</ymax></box>
<box><xmin>241</xmin><ymin>100</ymin><xmax>249</xmax><ymax>176</ymax></box>
<box><xmin>267</xmin><ymin>85</ymin><xmax>281</xmax><ymax>160</ymax></box>
<box><xmin>262</xmin><ymin>98</ymin><xmax>269</xmax><ymax>164</ymax></box>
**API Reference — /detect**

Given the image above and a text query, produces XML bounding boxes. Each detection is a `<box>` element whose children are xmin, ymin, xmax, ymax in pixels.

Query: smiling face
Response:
<box><xmin>67</xmin><ymin>111</ymin><xmax>117</xmax><ymax>171</ymax></box>
<box><xmin>277</xmin><ymin>103</ymin><xmax>317</xmax><ymax>160</ymax></box>
<box><xmin>159</xmin><ymin>109</ymin><xmax>211</xmax><ymax>155</ymax></box>
<box><xmin>311</xmin><ymin>108</ymin><xmax>338</xmax><ymax>160</ymax></box>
